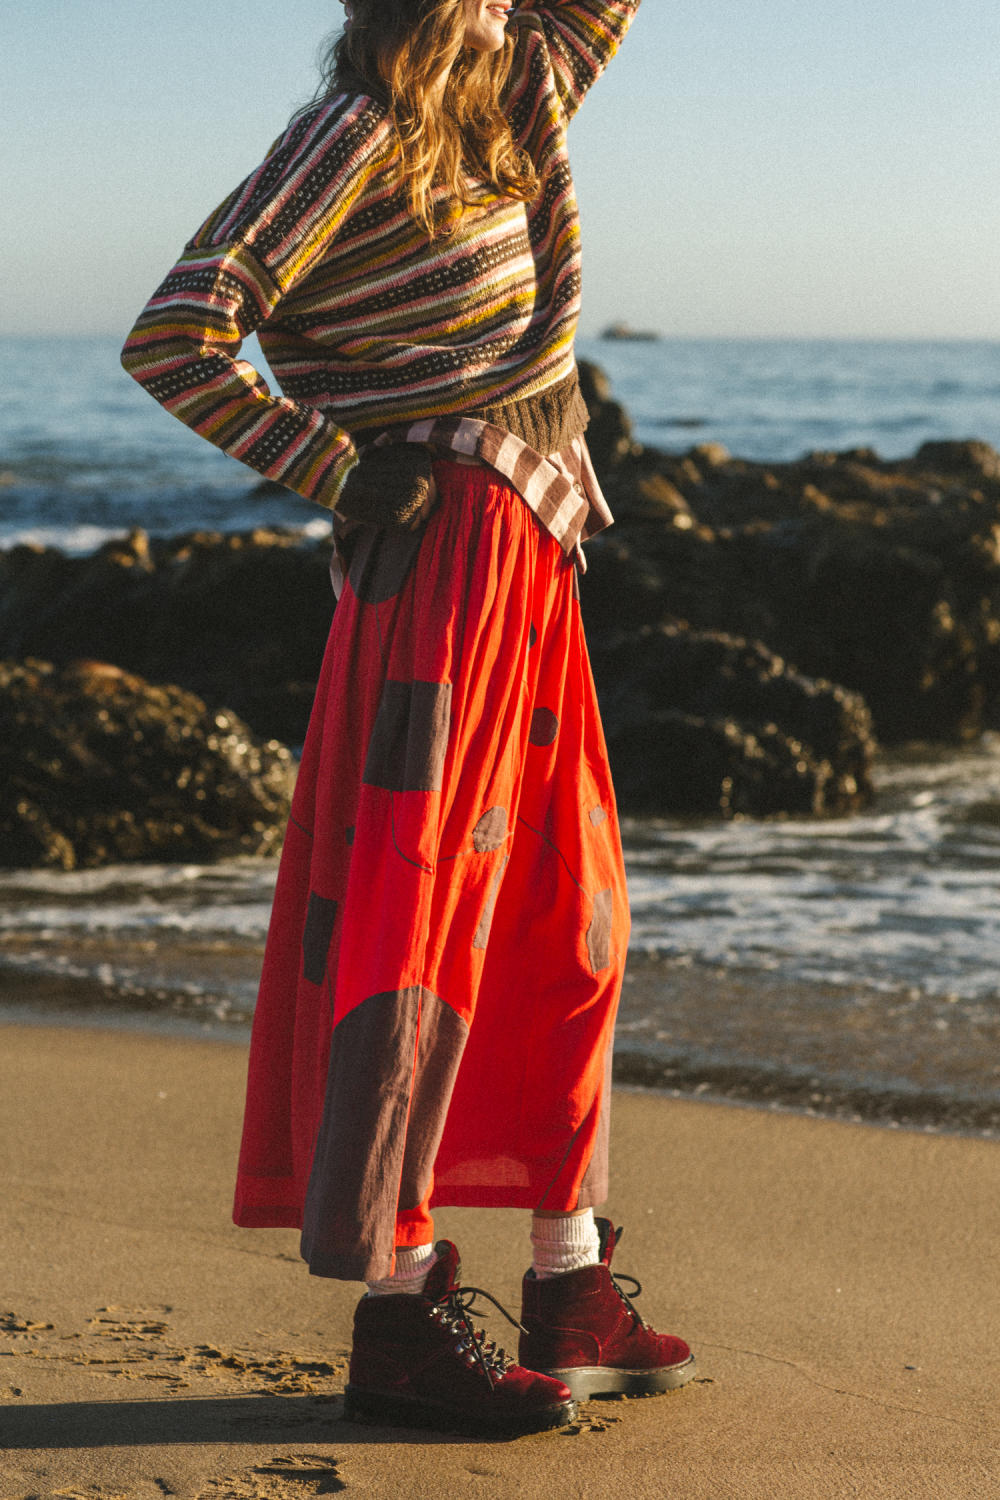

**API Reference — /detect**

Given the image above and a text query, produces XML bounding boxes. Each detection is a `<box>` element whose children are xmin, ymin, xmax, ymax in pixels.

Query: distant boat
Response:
<box><xmin>599</xmin><ymin>321</ymin><xmax>660</xmax><ymax>342</ymax></box>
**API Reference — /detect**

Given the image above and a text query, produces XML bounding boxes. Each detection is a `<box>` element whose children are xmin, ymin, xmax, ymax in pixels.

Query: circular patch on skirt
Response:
<box><xmin>529</xmin><ymin>708</ymin><xmax>559</xmax><ymax>746</ymax></box>
<box><xmin>472</xmin><ymin>806</ymin><xmax>508</xmax><ymax>852</ymax></box>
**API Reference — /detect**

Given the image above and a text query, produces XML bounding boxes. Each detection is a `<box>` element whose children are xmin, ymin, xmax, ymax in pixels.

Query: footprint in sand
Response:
<box><xmin>197</xmin><ymin>1455</ymin><xmax>345</xmax><ymax>1498</ymax></box>
<box><xmin>87</xmin><ymin>1304</ymin><xmax>173</xmax><ymax>1340</ymax></box>
<box><xmin>1</xmin><ymin>1310</ymin><xmax>55</xmax><ymax>1335</ymax></box>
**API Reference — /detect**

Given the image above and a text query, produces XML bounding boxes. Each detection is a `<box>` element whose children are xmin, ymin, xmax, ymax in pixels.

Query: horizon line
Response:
<box><xmin>3</xmin><ymin>330</ymin><xmax>1000</xmax><ymax>347</ymax></box>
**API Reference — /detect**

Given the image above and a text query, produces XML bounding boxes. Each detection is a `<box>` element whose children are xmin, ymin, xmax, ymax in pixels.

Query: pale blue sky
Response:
<box><xmin>2</xmin><ymin>0</ymin><xmax>998</xmax><ymax>340</ymax></box>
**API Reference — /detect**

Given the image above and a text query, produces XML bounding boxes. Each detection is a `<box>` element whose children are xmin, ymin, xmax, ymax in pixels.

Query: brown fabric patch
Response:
<box><xmin>473</xmin><ymin>855</ymin><xmax>509</xmax><ymax>952</ymax></box>
<box><xmin>301</xmin><ymin>989</ymin><xmax>419</xmax><ymax>1281</ymax></box>
<box><xmin>347</xmin><ymin>525</ymin><xmax>424</xmax><ymax>606</ymax></box>
<box><xmin>589</xmin><ymin>805</ymin><xmax>607</xmax><ymax>827</ymax></box>
<box><xmin>398</xmin><ymin>999</ymin><xmax>470</xmax><ymax>1210</ymax></box>
<box><xmin>472</xmin><ymin>806</ymin><xmax>508</xmax><ymax>853</ymax></box>
<box><xmin>301</xmin><ymin>892</ymin><xmax>338</xmax><ymax>985</ymax></box>
<box><xmin>529</xmin><ymin>707</ymin><xmax>559</xmax><ymax>747</ymax></box>
<box><xmin>301</xmin><ymin>988</ymin><xmax>467</xmax><ymax>1281</ymax></box>
<box><xmin>362</xmin><ymin>679</ymin><xmax>453</xmax><ymax>793</ymax></box>
<box><xmin>586</xmin><ymin>887</ymin><xmax>613</xmax><ymax>974</ymax></box>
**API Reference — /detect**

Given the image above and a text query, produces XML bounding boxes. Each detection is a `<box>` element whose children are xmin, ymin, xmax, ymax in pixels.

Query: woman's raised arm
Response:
<box><xmin>512</xmin><ymin>0</ymin><xmax>640</xmax><ymax>118</ymax></box>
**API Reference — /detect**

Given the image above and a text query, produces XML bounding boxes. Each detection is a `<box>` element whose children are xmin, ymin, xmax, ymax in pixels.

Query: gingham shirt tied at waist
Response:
<box><xmin>329</xmin><ymin>416</ymin><xmax>614</xmax><ymax>599</ymax></box>
<box><xmin>386</xmin><ymin>414</ymin><xmax>614</xmax><ymax>563</ymax></box>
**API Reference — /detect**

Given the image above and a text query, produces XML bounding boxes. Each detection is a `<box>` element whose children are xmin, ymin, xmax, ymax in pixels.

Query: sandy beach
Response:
<box><xmin>2</xmin><ymin>1022</ymin><xmax>998</xmax><ymax>1499</ymax></box>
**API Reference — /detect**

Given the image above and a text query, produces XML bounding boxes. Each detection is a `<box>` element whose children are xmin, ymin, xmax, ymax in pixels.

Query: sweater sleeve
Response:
<box><xmin>120</xmin><ymin>97</ymin><xmax>388</xmax><ymax>510</ymax></box>
<box><xmin>513</xmin><ymin>0</ymin><xmax>640</xmax><ymax>118</ymax></box>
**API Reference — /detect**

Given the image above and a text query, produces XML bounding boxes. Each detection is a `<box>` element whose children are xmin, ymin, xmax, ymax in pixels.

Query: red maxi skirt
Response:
<box><xmin>233</xmin><ymin>460</ymin><xmax>630</xmax><ymax>1281</ymax></box>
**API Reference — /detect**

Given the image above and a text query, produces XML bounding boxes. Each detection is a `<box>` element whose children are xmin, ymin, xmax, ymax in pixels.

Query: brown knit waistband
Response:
<box><xmin>349</xmin><ymin>367</ymin><xmax>588</xmax><ymax>460</ymax></box>
<box><xmin>465</xmin><ymin>368</ymin><xmax>589</xmax><ymax>457</ymax></box>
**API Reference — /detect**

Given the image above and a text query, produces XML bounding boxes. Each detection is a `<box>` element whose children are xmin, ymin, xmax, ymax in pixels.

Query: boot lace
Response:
<box><xmin>609</xmin><ymin>1226</ymin><xmax>648</xmax><ymax>1328</ymax></box>
<box><xmin>611</xmin><ymin>1270</ymin><xmax>647</xmax><ymax>1327</ymax></box>
<box><xmin>426</xmin><ymin>1284</ymin><xmax>526</xmax><ymax>1386</ymax></box>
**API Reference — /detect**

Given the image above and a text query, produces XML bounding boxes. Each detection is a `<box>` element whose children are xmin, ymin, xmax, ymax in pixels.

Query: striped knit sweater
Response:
<box><xmin>121</xmin><ymin>1</ymin><xmax>639</xmax><ymax>548</ymax></box>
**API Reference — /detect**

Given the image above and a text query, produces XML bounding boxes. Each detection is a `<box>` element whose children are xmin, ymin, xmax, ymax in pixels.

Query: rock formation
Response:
<box><xmin>0</xmin><ymin>659</ymin><xmax>294</xmax><ymax>869</ymax></box>
<box><xmin>5</xmin><ymin>363</ymin><xmax>1000</xmax><ymax>854</ymax></box>
<box><xmin>0</xmin><ymin>528</ymin><xmax>335</xmax><ymax>748</ymax></box>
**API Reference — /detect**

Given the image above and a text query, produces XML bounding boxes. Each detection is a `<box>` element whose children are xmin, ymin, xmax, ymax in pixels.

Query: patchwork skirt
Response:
<box><xmin>232</xmin><ymin>460</ymin><xmax>630</xmax><ymax>1281</ymax></box>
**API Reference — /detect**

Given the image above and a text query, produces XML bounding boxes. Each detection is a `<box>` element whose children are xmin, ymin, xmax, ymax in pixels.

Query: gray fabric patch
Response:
<box><xmin>472</xmin><ymin>806</ymin><xmax>508</xmax><ymax>853</ymax></box>
<box><xmin>529</xmin><ymin>707</ymin><xmax>559</xmax><ymax>746</ymax></box>
<box><xmin>301</xmin><ymin>892</ymin><xmax>338</xmax><ymax>985</ymax></box>
<box><xmin>301</xmin><ymin>987</ymin><xmax>468</xmax><ymax>1282</ymax></box>
<box><xmin>589</xmin><ymin>805</ymin><xmax>608</xmax><ymax>827</ymax></box>
<box><xmin>345</xmin><ymin>825</ymin><xmax>355</xmax><ymax>845</ymax></box>
<box><xmin>586</xmin><ymin>887</ymin><xmax>613</xmax><ymax>974</ymax></box>
<box><xmin>529</xmin><ymin>623</ymin><xmax>537</xmax><ymax>648</ymax></box>
<box><xmin>347</xmin><ymin>525</ymin><xmax>424</xmax><ymax>606</ymax></box>
<box><xmin>473</xmin><ymin>856</ymin><xmax>509</xmax><ymax>952</ymax></box>
<box><xmin>362</xmin><ymin>679</ymin><xmax>453</xmax><ymax>793</ymax></box>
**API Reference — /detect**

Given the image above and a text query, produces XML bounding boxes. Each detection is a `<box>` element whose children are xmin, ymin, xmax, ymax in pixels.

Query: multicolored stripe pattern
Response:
<box><xmin>121</xmin><ymin>2</ymin><xmax>640</xmax><ymax>534</ymax></box>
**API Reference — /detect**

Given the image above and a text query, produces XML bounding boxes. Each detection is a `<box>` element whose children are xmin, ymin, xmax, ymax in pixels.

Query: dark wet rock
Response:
<box><xmin>913</xmin><ymin>440</ymin><xmax>1000</xmax><ymax>480</ymax></box>
<box><xmin>0</xmin><ymin>528</ymin><xmax>336</xmax><ymax>746</ymax></box>
<box><xmin>581</xmin><ymin>430</ymin><xmax>1000</xmax><ymax>744</ymax></box>
<box><xmin>593</xmin><ymin>626</ymin><xmax>874</xmax><ymax>817</ymax></box>
<box><xmin>4</xmin><ymin>372</ymin><xmax>1000</xmax><ymax>833</ymax></box>
<box><xmin>577</xmin><ymin>359</ymin><xmax>639</xmax><ymax>469</ymax></box>
<box><xmin>0</xmin><ymin>659</ymin><xmax>294</xmax><ymax>869</ymax></box>
<box><xmin>0</xmin><ymin>517</ymin><xmax>873</xmax><ymax>824</ymax></box>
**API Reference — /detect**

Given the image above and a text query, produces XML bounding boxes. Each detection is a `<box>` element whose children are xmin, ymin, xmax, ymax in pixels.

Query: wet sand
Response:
<box><xmin>5</xmin><ymin>948</ymin><xmax>999</xmax><ymax>1137</ymax></box>
<box><xmin>2</xmin><ymin>1023</ymin><xmax>998</xmax><ymax>1499</ymax></box>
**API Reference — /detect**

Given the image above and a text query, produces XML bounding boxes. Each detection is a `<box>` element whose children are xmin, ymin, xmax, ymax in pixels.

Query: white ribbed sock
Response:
<box><xmin>365</xmin><ymin>1242</ymin><xmax>438</xmax><ymax>1297</ymax></box>
<box><xmin>530</xmin><ymin>1209</ymin><xmax>601</xmax><ymax>1279</ymax></box>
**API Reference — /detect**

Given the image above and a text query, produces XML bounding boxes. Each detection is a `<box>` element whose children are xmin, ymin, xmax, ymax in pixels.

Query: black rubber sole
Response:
<box><xmin>343</xmin><ymin>1384</ymin><xmax>578</xmax><ymax>1437</ymax></box>
<box><xmin>542</xmin><ymin>1353</ymin><xmax>697</xmax><ymax>1401</ymax></box>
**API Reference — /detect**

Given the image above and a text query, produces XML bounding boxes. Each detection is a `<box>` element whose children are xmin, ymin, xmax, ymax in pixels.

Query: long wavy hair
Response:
<box><xmin>311</xmin><ymin>0</ymin><xmax>540</xmax><ymax>235</ymax></box>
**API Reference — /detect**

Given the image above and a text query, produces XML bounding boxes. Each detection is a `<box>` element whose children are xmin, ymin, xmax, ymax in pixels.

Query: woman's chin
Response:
<box><xmin>464</xmin><ymin>24</ymin><xmax>508</xmax><ymax>52</ymax></box>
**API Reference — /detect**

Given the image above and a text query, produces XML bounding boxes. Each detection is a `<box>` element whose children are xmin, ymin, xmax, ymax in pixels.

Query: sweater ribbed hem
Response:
<box><xmin>467</xmin><ymin>369</ymin><xmax>590</xmax><ymax>457</ymax></box>
<box><xmin>349</xmin><ymin>368</ymin><xmax>588</xmax><ymax>462</ymax></box>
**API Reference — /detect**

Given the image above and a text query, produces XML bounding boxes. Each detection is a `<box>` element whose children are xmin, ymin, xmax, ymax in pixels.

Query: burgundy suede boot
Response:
<box><xmin>344</xmin><ymin>1240</ymin><xmax>576</xmax><ymax>1435</ymax></box>
<box><xmin>518</xmin><ymin>1218</ymin><xmax>696</xmax><ymax>1400</ymax></box>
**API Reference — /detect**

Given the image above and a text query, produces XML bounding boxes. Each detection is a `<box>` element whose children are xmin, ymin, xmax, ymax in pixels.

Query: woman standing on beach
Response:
<box><xmin>122</xmin><ymin>0</ymin><xmax>693</xmax><ymax>1436</ymax></box>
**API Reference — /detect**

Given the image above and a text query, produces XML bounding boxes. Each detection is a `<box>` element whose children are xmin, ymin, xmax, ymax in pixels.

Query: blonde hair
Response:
<box><xmin>315</xmin><ymin>0</ymin><xmax>540</xmax><ymax>234</ymax></box>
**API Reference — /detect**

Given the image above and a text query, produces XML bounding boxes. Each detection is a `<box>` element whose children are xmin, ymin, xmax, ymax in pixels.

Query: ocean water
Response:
<box><xmin>577</xmin><ymin>336</ymin><xmax>1000</xmax><ymax>464</ymax></box>
<box><xmin>0</xmin><ymin>336</ymin><xmax>331</xmax><ymax>554</ymax></box>
<box><xmin>2</xmin><ymin>334</ymin><xmax>1000</xmax><ymax>1129</ymax></box>
<box><xmin>2</xmin><ymin>335</ymin><xmax>999</xmax><ymax>551</ymax></box>
<box><xmin>2</xmin><ymin>741</ymin><xmax>999</xmax><ymax>1132</ymax></box>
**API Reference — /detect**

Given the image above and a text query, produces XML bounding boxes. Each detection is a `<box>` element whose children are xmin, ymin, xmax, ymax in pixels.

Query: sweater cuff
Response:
<box><xmin>333</xmin><ymin>443</ymin><xmax>435</xmax><ymax>528</ymax></box>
